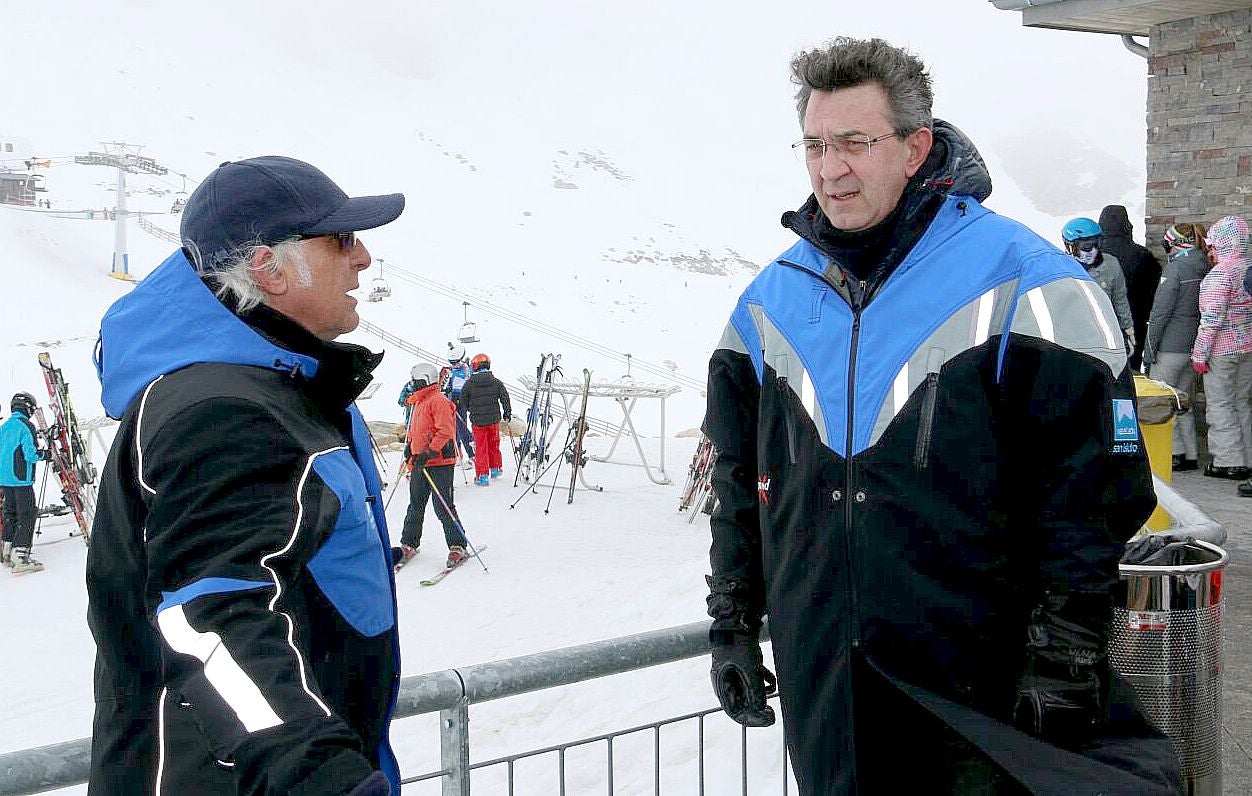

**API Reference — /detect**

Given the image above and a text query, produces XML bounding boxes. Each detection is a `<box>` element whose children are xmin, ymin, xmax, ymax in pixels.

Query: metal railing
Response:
<box><xmin>0</xmin><ymin>621</ymin><xmax>790</xmax><ymax>795</ymax></box>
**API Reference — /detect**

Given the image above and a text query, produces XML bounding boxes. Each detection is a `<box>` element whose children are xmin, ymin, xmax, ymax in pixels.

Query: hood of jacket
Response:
<box><xmin>1207</xmin><ymin>215</ymin><xmax>1250</xmax><ymax>264</ymax></box>
<box><xmin>96</xmin><ymin>249</ymin><xmax>323</xmax><ymax>419</ymax></box>
<box><xmin>1098</xmin><ymin>205</ymin><xmax>1134</xmax><ymax>239</ymax></box>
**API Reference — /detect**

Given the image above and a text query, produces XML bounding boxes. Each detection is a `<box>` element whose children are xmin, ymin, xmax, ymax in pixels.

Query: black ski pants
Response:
<box><xmin>401</xmin><ymin>464</ymin><xmax>467</xmax><ymax>551</ymax></box>
<box><xmin>1</xmin><ymin>485</ymin><xmax>36</xmax><ymax>549</ymax></box>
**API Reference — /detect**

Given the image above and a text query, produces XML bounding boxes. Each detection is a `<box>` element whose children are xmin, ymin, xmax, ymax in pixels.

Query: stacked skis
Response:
<box><xmin>35</xmin><ymin>352</ymin><xmax>98</xmax><ymax>542</ymax></box>
<box><xmin>514</xmin><ymin>353</ymin><xmax>561</xmax><ymax>485</ymax></box>
<box><xmin>677</xmin><ymin>434</ymin><xmax>718</xmax><ymax>522</ymax></box>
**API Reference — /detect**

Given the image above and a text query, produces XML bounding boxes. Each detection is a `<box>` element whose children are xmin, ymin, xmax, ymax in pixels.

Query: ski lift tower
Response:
<box><xmin>74</xmin><ymin>142</ymin><xmax>169</xmax><ymax>280</ymax></box>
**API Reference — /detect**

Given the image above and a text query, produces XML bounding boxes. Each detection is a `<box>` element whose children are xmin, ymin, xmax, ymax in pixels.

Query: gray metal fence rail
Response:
<box><xmin>0</xmin><ymin>621</ymin><xmax>788</xmax><ymax>796</ymax></box>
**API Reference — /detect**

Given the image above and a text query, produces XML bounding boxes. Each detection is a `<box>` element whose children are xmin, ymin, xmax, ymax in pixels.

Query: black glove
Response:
<box><xmin>503</xmin><ymin>414</ymin><xmax>511</xmax><ymax>422</ymax></box>
<box><xmin>410</xmin><ymin>449</ymin><xmax>434</xmax><ymax>467</ymax></box>
<box><xmin>706</xmin><ymin>574</ymin><xmax>775</xmax><ymax>727</ymax></box>
<box><xmin>1013</xmin><ymin>593</ymin><xmax>1110</xmax><ymax>746</ymax></box>
<box><xmin>38</xmin><ymin>449</ymin><xmax>52</xmax><ymax>461</ymax></box>
<box><xmin>711</xmin><ymin>632</ymin><xmax>777</xmax><ymax>727</ymax></box>
<box><xmin>345</xmin><ymin>771</ymin><xmax>390</xmax><ymax>796</ymax></box>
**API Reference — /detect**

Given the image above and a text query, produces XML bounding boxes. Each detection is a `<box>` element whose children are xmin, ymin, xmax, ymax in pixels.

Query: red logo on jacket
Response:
<box><xmin>757</xmin><ymin>474</ymin><xmax>771</xmax><ymax>506</ymax></box>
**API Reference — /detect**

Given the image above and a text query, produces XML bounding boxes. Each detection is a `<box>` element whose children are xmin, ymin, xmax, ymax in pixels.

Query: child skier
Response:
<box><xmin>401</xmin><ymin>363</ymin><xmax>470</xmax><ymax>569</ymax></box>
<box><xmin>443</xmin><ymin>344</ymin><xmax>476</xmax><ymax>467</ymax></box>
<box><xmin>459</xmin><ymin>353</ymin><xmax>512</xmax><ymax>486</ymax></box>
<box><xmin>0</xmin><ymin>392</ymin><xmax>49</xmax><ymax>574</ymax></box>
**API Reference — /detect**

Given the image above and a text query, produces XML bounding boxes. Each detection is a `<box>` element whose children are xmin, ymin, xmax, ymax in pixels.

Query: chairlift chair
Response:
<box><xmin>368</xmin><ymin>258</ymin><xmax>391</xmax><ymax>302</ymax></box>
<box><xmin>457</xmin><ymin>301</ymin><xmax>479</xmax><ymax>343</ymax></box>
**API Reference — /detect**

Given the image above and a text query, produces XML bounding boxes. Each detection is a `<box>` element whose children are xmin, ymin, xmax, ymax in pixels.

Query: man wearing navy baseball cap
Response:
<box><xmin>88</xmin><ymin>157</ymin><xmax>405</xmax><ymax>796</ymax></box>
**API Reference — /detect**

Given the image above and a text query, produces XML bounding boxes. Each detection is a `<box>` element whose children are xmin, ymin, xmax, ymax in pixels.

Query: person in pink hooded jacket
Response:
<box><xmin>1191</xmin><ymin>214</ymin><xmax>1252</xmax><ymax>483</ymax></box>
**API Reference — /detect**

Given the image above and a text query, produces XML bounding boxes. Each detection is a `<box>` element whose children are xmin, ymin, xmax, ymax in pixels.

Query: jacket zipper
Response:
<box><xmin>914</xmin><ymin>372</ymin><xmax>940</xmax><ymax>469</ymax></box>
<box><xmin>776</xmin><ymin>259</ymin><xmax>866</xmax><ymax>646</ymax></box>
<box><xmin>844</xmin><ymin>282</ymin><xmax>865</xmax><ymax>649</ymax></box>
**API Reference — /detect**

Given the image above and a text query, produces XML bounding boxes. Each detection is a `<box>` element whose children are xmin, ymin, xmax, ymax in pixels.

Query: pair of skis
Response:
<box><xmin>515</xmin><ymin>353</ymin><xmax>561</xmax><ymax>485</ymax></box>
<box><xmin>34</xmin><ymin>352</ymin><xmax>97</xmax><ymax>543</ymax></box>
<box><xmin>405</xmin><ymin>545</ymin><xmax>489</xmax><ymax>586</ymax></box>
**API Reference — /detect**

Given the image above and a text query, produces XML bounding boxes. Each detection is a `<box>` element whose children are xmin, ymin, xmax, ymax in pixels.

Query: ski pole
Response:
<box><xmin>34</xmin><ymin>453</ymin><xmax>51</xmax><ymax>538</ymax></box>
<box><xmin>420</xmin><ymin>466</ymin><xmax>488</xmax><ymax>573</ymax></box>
<box><xmin>384</xmin><ymin>457</ymin><xmax>411</xmax><ymax>511</ymax></box>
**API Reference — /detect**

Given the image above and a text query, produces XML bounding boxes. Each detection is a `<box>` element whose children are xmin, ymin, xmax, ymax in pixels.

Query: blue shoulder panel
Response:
<box><xmin>95</xmin><ymin>250</ymin><xmax>321</xmax><ymax>419</ymax></box>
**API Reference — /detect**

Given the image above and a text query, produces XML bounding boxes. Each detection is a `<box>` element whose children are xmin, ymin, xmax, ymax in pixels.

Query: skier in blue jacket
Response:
<box><xmin>0</xmin><ymin>392</ymin><xmax>48</xmax><ymax>574</ymax></box>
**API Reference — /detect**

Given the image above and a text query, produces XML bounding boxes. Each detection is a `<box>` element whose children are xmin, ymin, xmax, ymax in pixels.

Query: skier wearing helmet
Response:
<box><xmin>459</xmin><ymin>353</ymin><xmax>512</xmax><ymax>485</ymax></box>
<box><xmin>1062</xmin><ymin>217</ymin><xmax>1135</xmax><ymax>354</ymax></box>
<box><xmin>0</xmin><ymin>392</ymin><xmax>50</xmax><ymax>574</ymax></box>
<box><xmin>443</xmin><ymin>343</ymin><xmax>476</xmax><ymax>466</ymax></box>
<box><xmin>401</xmin><ymin>362</ymin><xmax>470</xmax><ymax>568</ymax></box>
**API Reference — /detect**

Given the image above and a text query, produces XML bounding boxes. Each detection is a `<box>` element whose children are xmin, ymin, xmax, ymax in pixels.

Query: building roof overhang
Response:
<box><xmin>991</xmin><ymin>0</ymin><xmax>1252</xmax><ymax>37</ymax></box>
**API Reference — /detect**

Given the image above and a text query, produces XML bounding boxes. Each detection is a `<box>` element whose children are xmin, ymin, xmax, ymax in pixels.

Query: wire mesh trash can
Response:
<box><xmin>1110</xmin><ymin>538</ymin><xmax>1227</xmax><ymax>795</ymax></box>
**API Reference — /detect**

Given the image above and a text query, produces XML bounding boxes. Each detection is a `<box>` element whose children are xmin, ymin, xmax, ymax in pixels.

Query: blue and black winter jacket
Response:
<box><xmin>706</xmin><ymin>123</ymin><xmax>1170</xmax><ymax>794</ymax></box>
<box><xmin>87</xmin><ymin>250</ymin><xmax>401</xmax><ymax>796</ymax></box>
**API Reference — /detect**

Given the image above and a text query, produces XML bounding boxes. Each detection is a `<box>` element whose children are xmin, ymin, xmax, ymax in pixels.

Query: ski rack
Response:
<box><xmin>356</xmin><ymin>319</ymin><xmax>622</xmax><ymax>437</ymax></box>
<box><xmin>519</xmin><ymin>376</ymin><xmax>679</xmax><ymax>486</ymax></box>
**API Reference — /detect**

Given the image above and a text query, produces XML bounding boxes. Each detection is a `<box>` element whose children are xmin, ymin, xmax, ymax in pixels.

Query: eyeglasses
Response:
<box><xmin>791</xmin><ymin>132</ymin><xmax>898</xmax><ymax>163</ymax></box>
<box><xmin>300</xmin><ymin>231</ymin><xmax>357</xmax><ymax>252</ymax></box>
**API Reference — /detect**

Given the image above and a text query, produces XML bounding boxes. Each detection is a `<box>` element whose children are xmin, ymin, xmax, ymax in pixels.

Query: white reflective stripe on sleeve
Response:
<box><xmin>156</xmin><ymin>605</ymin><xmax>283</xmax><ymax>733</ymax></box>
<box><xmin>1077</xmin><ymin>280</ymin><xmax>1119</xmax><ymax>349</ymax></box>
<box><xmin>1026</xmin><ymin>288</ymin><xmax>1055</xmax><ymax>342</ymax></box>
<box><xmin>135</xmin><ymin>375</ymin><xmax>164</xmax><ymax>497</ymax></box>
<box><xmin>155</xmin><ymin>686</ymin><xmax>168</xmax><ymax>795</ymax></box>
<box><xmin>893</xmin><ymin>362</ymin><xmax>910</xmax><ymax>413</ymax></box>
<box><xmin>974</xmin><ymin>289</ymin><xmax>995</xmax><ymax>347</ymax></box>
<box><xmin>258</xmin><ymin>449</ymin><xmax>344</xmax><ymax>717</ymax></box>
<box><xmin>801</xmin><ymin>368</ymin><xmax>817</xmax><ymax>418</ymax></box>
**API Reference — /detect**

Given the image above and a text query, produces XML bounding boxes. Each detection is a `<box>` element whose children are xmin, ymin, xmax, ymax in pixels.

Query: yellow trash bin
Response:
<box><xmin>1133</xmin><ymin>374</ymin><xmax>1182</xmax><ymax>531</ymax></box>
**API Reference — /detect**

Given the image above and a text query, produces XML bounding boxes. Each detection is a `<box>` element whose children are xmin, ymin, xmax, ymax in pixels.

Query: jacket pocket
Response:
<box><xmin>776</xmin><ymin>378</ymin><xmax>798</xmax><ymax>465</ymax></box>
<box><xmin>914</xmin><ymin>373</ymin><xmax>940</xmax><ymax>469</ymax></box>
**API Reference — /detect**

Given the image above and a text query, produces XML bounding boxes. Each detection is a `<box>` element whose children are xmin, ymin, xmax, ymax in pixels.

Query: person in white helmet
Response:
<box><xmin>443</xmin><ymin>343</ymin><xmax>476</xmax><ymax>466</ymax></box>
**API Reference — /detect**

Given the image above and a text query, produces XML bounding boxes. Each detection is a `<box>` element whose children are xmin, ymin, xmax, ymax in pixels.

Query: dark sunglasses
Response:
<box><xmin>300</xmin><ymin>231</ymin><xmax>357</xmax><ymax>251</ymax></box>
<box><xmin>1075</xmin><ymin>239</ymin><xmax>1099</xmax><ymax>253</ymax></box>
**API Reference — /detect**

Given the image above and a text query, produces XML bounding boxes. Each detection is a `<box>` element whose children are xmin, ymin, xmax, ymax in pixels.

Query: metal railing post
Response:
<box><xmin>440</xmin><ymin>697</ymin><xmax>471</xmax><ymax>796</ymax></box>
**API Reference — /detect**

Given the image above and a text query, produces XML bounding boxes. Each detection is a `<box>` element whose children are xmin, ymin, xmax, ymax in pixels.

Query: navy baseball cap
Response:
<box><xmin>180</xmin><ymin>155</ymin><xmax>405</xmax><ymax>272</ymax></box>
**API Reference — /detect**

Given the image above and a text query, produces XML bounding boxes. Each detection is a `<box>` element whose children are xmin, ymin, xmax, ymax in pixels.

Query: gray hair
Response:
<box><xmin>204</xmin><ymin>239</ymin><xmax>312</xmax><ymax>313</ymax></box>
<box><xmin>790</xmin><ymin>37</ymin><xmax>933</xmax><ymax>135</ymax></box>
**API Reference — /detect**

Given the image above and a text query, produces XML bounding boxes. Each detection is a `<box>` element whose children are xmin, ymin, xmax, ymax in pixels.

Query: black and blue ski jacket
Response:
<box><xmin>87</xmin><ymin>250</ymin><xmax>401</xmax><ymax>795</ymax></box>
<box><xmin>705</xmin><ymin>122</ymin><xmax>1175</xmax><ymax>794</ymax></box>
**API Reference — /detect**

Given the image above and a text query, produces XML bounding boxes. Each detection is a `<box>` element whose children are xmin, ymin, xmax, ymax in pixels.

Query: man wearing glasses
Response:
<box><xmin>88</xmin><ymin>157</ymin><xmax>404</xmax><ymax>796</ymax></box>
<box><xmin>703</xmin><ymin>38</ymin><xmax>1179</xmax><ymax>794</ymax></box>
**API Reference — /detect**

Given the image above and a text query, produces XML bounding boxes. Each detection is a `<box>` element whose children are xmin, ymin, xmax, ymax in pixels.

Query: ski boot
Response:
<box><xmin>489</xmin><ymin>468</ymin><xmax>503</xmax><ymax>479</ymax></box>
<box><xmin>474</xmin><ymin>474</ymin><xmax>489</xmax><ymax>486</ymax></box>
<box><xmin>445</xmin><ymin>546</ymin><xmax>468</xmax><ymax>568</ymax></box>
<box><xmin>1</xmin><ymin>541</ymin><xmax>12</xmax><ymax>568</ymax></box>
<box><xmin>11</xmin><ymin>547</ymin><xmax>44</xmax><ymax>575</ymax></box>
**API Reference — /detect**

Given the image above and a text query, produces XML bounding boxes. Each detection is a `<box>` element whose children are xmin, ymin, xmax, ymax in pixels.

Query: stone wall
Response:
<box><xmin>1146</xmin><ymin>9</ymin><xmax>1252</xmax><ymax>259</ymax></box>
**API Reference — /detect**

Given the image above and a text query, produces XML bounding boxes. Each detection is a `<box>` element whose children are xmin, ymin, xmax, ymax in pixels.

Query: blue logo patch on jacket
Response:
<box><xmin>1112</xmin><ymin>399</ymin><xmax>1139</xmax><ymax>442</ymax></box>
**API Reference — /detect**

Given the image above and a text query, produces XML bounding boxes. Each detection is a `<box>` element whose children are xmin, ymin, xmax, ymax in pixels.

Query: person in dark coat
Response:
<box><xmin>1143</xmin><ymin>222</ymin><xmax>1210</xmax><ymax>471</ymax></box>
<box><xmin>704</xmin><ymin>37</ymin><xmax>1180</xmax><ymax>795</ymax></box>
<box><xmin>458</xmin><ymin>353</ymin><xmax>512</xmax><ymax>485</ymax></box>
<box><xmin>1100</xmin><ymin>205</ymin><xmax>1163</xmax><ymax>371</ymax></box>
<box><xmin>88</xmin><ymin>157</ymin><xmax>404</xmax><ymax>796</ymax></box>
